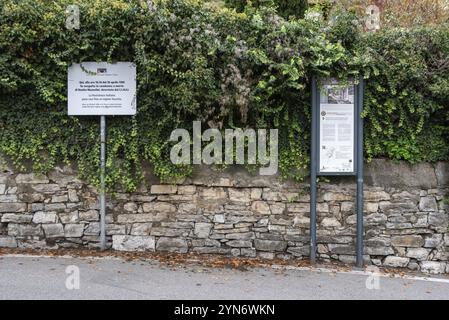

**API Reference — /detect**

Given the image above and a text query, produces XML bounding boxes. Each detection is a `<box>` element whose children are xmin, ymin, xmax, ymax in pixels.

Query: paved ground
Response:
<box><xmin>0</xmin><ymin>255</ymin><xmax>449</xmax><ymax>300</ymax></box>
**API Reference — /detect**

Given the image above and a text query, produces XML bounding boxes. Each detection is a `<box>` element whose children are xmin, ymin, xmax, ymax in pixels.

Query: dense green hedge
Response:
<box><xmin>0</xmin><ymin>0</ymin><xmax>448</xmax><ymax>190</ymax></box>
<box><xmin>223</xmin><ymin>0</ymin><xmax>309</xmax><ymax>18</ymax></box>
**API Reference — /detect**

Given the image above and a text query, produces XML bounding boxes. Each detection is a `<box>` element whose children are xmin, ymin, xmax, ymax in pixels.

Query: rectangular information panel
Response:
<box><xmin>68</xmin><ymin>62</ymin><xmax>136</xmax><ymax>115</ymax></box>
<box><xmin>310</xmin><ymin>76</ymin><xmax>365</xmax><ymax>267</ymax></box>
<box><xmin>318</xmin><ymin>82</ymin><xmax>356</xmax><ymax>174</ymax></box>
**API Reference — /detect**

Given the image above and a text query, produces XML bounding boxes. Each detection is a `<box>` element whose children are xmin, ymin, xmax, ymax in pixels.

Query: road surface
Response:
<box><xmin>1</xmin><ymin>255</ymin><xmax>448</xmax><ymax>300</ymax></box>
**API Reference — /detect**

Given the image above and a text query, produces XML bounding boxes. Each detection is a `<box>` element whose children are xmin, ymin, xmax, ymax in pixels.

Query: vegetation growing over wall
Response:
<box><xmin>222</xmin><ymin>0</ymin><xmax>309</xmax><ymax>18</ymax></box>
<box><xmin>335</xmin><ymin>0</ymin><xmax>449</xmax><ymax>28</ymax></box>
<box><xmin>0</xmin><ymin>0</ymin><xmax>448</xmax><ymax>190</ymax></box>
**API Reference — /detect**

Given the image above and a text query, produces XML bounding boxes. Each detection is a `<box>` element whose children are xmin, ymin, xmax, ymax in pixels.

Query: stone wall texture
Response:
<box><xmin>0</xmin><ymin>158</ymin><xmax>448</xmax><ymax>274</ymax></box>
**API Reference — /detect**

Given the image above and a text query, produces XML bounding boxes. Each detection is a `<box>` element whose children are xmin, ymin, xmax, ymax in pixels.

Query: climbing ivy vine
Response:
<box><xmin>0</xmin><ymin>0</ymin><xmax>448</xmax><ymax>191</ymax></box>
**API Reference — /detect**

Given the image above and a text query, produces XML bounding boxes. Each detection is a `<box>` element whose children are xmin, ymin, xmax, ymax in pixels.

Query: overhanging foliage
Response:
<box><xmin>0</xmin><ymin>0</ymin><xmax>448</xmax><ymax>190</ymax></box>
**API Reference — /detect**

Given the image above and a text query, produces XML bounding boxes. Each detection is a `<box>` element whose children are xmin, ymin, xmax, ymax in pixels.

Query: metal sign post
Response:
<box><xmin>310</xmin><ymin>76</ymin><xmax>364</xmax><ymax>267</ymax></box>
<box><xmin>356</xmin><ymin>76</ymin><xmax>365</xmax><ymax>268</ymax></box>
<box><xmin>68</xmin><ymin>62</ymin><xmax>137</xmax><ymax>251</ymax></box>
<box><xmin>310</xmin><ymin>76</ymin><xmax>318</xmax><ymax>264</ymax></box>
<box><xmin>100</xmin><ymin>115</ymin><xmax>107</xmax><ymax>250</ymax></box>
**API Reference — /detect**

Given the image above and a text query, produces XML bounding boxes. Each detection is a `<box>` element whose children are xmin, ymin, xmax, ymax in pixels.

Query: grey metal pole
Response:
<box><xmin>356</xmin><ymin>77</ymin><xmax>364</xmax><ymax>268</ymax></box>
<box><xmin>100</xmin><ymin>115</ymin><xmax>107</xmax><ymax>251</ymax></box>
<box><xmin>310</xmin><ymin>77</ymin><xmax>317</xmax><ymax>264</ymax></box>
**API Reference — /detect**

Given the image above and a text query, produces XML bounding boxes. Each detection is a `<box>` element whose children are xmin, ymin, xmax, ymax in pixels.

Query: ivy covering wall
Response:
<box><xmin>0</xmin><ymin>0</ymin><xmax>448</xmax><ymax>191</ymax></box>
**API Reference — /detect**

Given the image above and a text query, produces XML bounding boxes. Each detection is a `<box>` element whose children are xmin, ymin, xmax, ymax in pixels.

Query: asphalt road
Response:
<box><xmin>1</xmin><ymin>255</ymin><xmax>449</xmax><ymax>300</ymax></box>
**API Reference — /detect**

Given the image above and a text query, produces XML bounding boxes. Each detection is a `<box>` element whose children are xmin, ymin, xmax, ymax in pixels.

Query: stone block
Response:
<box><xmin>123</xmin><ymin>202</ymin><xmax>138</xmax><ymax>212</ymax></box>
<box><xmin>117</xmin><ymin>213</ymin><xmax>168</xmax><ymax>223</ymax></box>
<box><xmin>79</xmin><ymin>210</ymin><xmax>99</xmax><ymax>222</ymax></box>
<box><xmin>1</xmin><ymin>213</ymin><xmax>33</xmax><ymax>223</ymax></box>
<box><xmin>419</xmin><ymin>196</ymin><xmax>438</xmax><ymax>212</ymax></box>
<box><xmin>0</xmin><ymin>202</ymin><xmax>27</xmax><ymax>213</ymax></box>
<box><xmin>365</xmin><ymin>246</ymin><xmax>394</xmax><ymax>256</ymax></box>
<box><xmin>254</xmin><ymin>239</ymin><xmax>287</xmax><ymax>252</ymax></box>
<box><xmin>241</xmin><ymin>248</ymin><xmax>257</xmax><ymax>257</ymax></box>
<box><xmin>130</xmin><ymin>223</ymin><xmax>152</xmax><ymax>236</ymax></box>
<box><xmin>225</xmin><ymin>232</ymin><xmax>255</xmax><ymax>240</ymax></box>
<box><xmin>428</xmin><ymin>212</ymin><xmax>448</xmax><ymax>228</ymax></box>
<box><xmin>199</xmin><ymin>187</ymin><xmax>227</xmax><ymax>200</ymax></box>
<box><xmin>51</xmin><ymin>195</ymin><xmax>68</xmax><ymax>203</ymax></box>
<box><xmin>365</xmin><ymin>159</ymin><xmax>437</xmax><ymax>189</ymax></box>
<box><xmin>365</xmin><ymin>213</ymin><xmax>387</xmax><ymax>226</ymax></box>
<box><xmin>0</xmin><ymin>194</ymin><xmax>18</xmax><ymax>202</ymax></box>
<box><xmin>59</xmin><ymin>211</ymin><xmax>79</xmax><ymax>224</ymax></box>
<box><xmin>156</xmin><ymin>237</ymin><xmax>188</xmax><ymax>253</ymax></box>
<box><xmin>364</xmin><ymin>202</ymin><xmax>379</xmax><ymax>213</ymax></box>
<box><xmin>42</xmin><ymin>224</ymin><xmax>64</xmax><ymax>238</ymax></box>
<box><xmin>226</xmin><ymin>240</ymin><xmax>253</xmax><ymax>248</ymax></box>
<box><xmin>0</xmin><ymin>236</ymin><xmax>18</xmax><ymax>248</ymax></box>
<box><xmin>64</xmin><ymin>224</ymin><xmax>84</xmax><ymax>238</ymax></box>
<box><xmin>142</xmin><ymin>202</ymin><xmax>176</xmax><ymax>214</ymax></box>
<box><xmin>251</xmin><ymin>201</ymin><xmax>271</xmax><ymax>215</ymax></box>
<box><xmin>150</xmin><ymin>227</ymin><xmax>188</xmax><ymax>237</ymax></box>
<box><xmin>32</xmin><ymin>212</ymin><xmax>58</xmax><ymax>224</ymax></box>
<box><xmin>150</xmin><ymin>185</ymin><xmax>177</xmax><ymax>194</ymax></box>
<box><xmin>424</xmin><ymin>234</ymin><xmax>443</xmax><ymax>248</ymax></box>
<box><xmin>383</xmin><ymin>256</ymin><xmax>410</xmax><ymax>268</ymax></box>
<box><xmin>106</xmin><ymin>224</ymin><xmax>126</xmax><ymax>235</ymax></box>
<box><xmin>406</xmin><ymin>248</ymin><xmax>430</xmax><ymax>261</ymax></box>
<box><xmin>177</xmin><ymin>186</ymin><xmax>196</xmax><ymax>195</ymax></box>
<box><xmin>341</xmin><ymin>202</ymin><xmax>354</xmax><ymax>212</ymax></box>
<box><xmin>15</xmin><ymin>173</ymin><xmax>49</xmax><ymax>184</ymax></box>
<box><xmin>328</xmin><ymin>244</ymin><xmax>355</xmax><ymax>255</ymax></box>
<box><xmin>321</xmin><ymin>217</ymin><xmax>341</xmax><ymax>228</ymax></box>
<box><xmin>112</xmin><ymin>235</ymin><xmax>155</xmax><ymax>251</ymax></box>
<box><xmin>287</xmin><ymin>246</ymin><xmax>309</xmax><ymax>256</ymax></box>
<box><xmin>287</xmin><ymin>203</ymin><xmax>309</xmax><ymax>213</ymax></box>
<box><xmin>31</xmin><ymin>184</ymin><xmax>60</xmax><ymax>193</ymax></box>
<box><xmin>269</xmin><ymin>203</ymin><xmax>286</xmax><ymax>215</ymax></box>
<box><xmin>435</xmin><ymin>162</ymin><xmax>449</xmax><ymax>187</ymax></box>
<box><xmin>194</xmin><ymin>222</ymin><xmax>213</xmax><ymax>238</ymax></box>
<box><xmin>213</xmin><ymin>214</ymin><xmax>225</xmax><ymax>223</ymax></box>
<box><xmin>364</xmin><ymin>190</ymin><xmax>390</xmax><ymax>201</ymax></box>
<box><xmin>228</xmin><ymin>188</ymin><xmax>251</xmax><ymax>203</ymax></box>
<box><xmin>391</xmin><ymin>235</ymin><xmax>424</xmax><ymax>247</ymax></box>
<box><xmin>250</xmin><ymin>188</ymin><xmax>262</xmax><ymax>200</ymax></box>
<box><xmin>323</xmin><ymin>192</ymin><xmax>353</xmax><ymax>202</ymax></box>
<box><xmin>68</xmin><ymin>189</ymin><xmax>79</xmax><ymax>202</ymax></box>
<box><xmin>84</xmin><ymin>223</ymin><xmax>100</xmax><ymax>236</ymax></box>
<box><xmin>420</xmin><ymin>261</ymin><xmax>447</xmax><ymax>274</ymax></box>
<box><xmin>44</xmin><ymin>203</ymin><xmax>66</xmax><ymax>212</ymax></box>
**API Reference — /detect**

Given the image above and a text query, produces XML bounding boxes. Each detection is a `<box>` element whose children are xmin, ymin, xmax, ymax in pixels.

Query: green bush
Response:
<box><xmin>223</xmin><ymin>0</ymin><xmax>308</xmax><ymax>19</ymax></box>
<box><xmin>361</xmin><ymin>27</ymin><xmax>449</xmax><ymax>162</ymax></box>
<box><xmin>0</xmin><ymin>0</ymin><xmax>448</xmax><ymax>191</ymax></box>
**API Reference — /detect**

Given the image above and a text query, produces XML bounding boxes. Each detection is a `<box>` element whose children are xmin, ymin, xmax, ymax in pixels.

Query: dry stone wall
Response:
<box><xmin>0</xmin><ymin>158</ymin><xmax>448</xmax><ymax>274</ymax></box>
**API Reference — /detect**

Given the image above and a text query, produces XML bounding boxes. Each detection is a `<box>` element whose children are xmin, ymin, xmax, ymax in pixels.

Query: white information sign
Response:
<box><xmin>319</xmin><ymin>84</ymin><xmax>355</xmax><ymax>173</ymax></box>
<box><xmin>68</xmin><ymin>62</ymin><xmax>136</xmax><ymax>115</ymax></box>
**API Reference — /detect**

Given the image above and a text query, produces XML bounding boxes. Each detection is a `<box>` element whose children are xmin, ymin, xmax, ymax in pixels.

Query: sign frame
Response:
<box><xmin>316</xmin><ymin>80</ymin><xmax>358</xmax><ymax>176</ymax></box>
<box><xmin>68</xmin><ymin>61</ymin><xmax>137</xmax><ymax>116</ymax></box>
